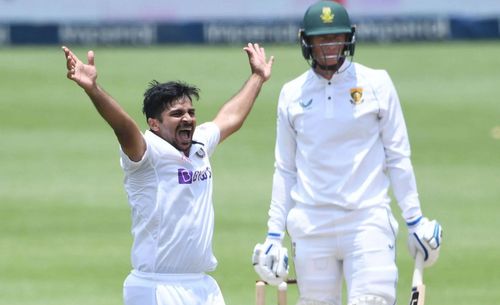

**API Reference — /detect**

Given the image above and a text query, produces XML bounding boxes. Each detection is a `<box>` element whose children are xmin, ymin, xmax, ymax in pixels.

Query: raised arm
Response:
<box><xmin>62</xmin><ymin>46</ymin><xmax>146</xmax><ymax>161</ymax></box>
<box><xmin>213</xmin><ymin>43</ymin><xmax>274</xmax><ymax>143</ymax></box>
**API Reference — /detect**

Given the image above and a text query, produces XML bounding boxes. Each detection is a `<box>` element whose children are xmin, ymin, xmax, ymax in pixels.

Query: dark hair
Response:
<box><xmin>142</xmin><ymin>80</ymin><xmax>200</xmax><ymax>120</ymax></box>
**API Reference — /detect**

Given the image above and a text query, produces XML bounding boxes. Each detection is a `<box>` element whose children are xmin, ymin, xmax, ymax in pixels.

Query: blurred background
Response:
<box><xmin>1</xmin><ymin>1</ymin><xmax>499</xmax><ymax>305</ymax></box>
<box><xmin>2</xmin><ymin>0</ymin><xmax>500</xmax><ymax>45</ymax></box>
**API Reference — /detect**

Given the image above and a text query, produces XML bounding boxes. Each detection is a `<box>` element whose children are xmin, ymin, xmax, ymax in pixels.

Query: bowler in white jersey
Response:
<box><xmin>252</xmin><ymin>2</ymin><xmax>442</xmax><ymax>305</ymax></box>
<box><xmin>62</xmin><ymin>43</ymin><xmax>274</xmax><ymax>305</ymax></box>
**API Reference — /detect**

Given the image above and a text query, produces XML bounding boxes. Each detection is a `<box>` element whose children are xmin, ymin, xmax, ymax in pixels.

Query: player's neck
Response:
<box><xmin>314</xmin><ymin>67</ymin><xmax>335</xmax><ymax>80</ymax></box>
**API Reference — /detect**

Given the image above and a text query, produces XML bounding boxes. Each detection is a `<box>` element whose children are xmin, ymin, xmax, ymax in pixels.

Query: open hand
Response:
<box><xmin>243</xmin><ymin>43</ymin><xmax>274</xmax><ymax>82</ymax></box>
<box><xmin>62</xmin><ymin>46</ymin><xmax>97</xmax><ymax>91</ymax></box>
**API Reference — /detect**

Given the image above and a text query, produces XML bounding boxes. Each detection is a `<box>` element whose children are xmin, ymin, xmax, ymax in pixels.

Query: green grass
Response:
<box><xmin>0</xmin><ymin>42</ymin><xmax>499</xmax><ymax>305</ymax></box>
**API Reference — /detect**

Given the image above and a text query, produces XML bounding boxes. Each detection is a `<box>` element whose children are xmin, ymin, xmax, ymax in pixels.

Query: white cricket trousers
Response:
<box><xmin>287</xmin><ymin>204</ymin><xmax>399</xmax><ymax>305</ymax></box>
<box><xmin>123</xmin><ymin>270</ymin><xmax>226</xmax><ymax>305</ymax></box>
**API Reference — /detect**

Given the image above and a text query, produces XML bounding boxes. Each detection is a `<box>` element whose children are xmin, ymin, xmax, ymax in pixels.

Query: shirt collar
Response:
<box><xmin>310</xmin><ymin>60</ymin><xmax>352</xmax><ymax>84</ymax></box>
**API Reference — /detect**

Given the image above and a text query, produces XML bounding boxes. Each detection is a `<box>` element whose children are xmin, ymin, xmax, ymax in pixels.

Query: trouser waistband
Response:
<box><xmin>131</xmin><ymin>270</ymin><xmax>205</xmax><ymax>282</ymax></box>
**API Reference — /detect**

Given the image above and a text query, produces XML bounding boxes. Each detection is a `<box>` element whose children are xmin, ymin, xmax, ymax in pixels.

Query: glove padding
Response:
<box><xmin>407</xmin><ymin>217</ymin><xmax>443</xmax><ymax>267</ymax></box>
<box><xmin>252</xmin><ymin>238</ymin><xmax>289</xmax><ymax>285</ymax></box>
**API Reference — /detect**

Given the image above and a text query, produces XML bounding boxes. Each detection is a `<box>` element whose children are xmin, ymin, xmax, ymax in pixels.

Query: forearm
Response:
<box><xmin>213</xmin><ymin>73</ymin><xmax>265</xmax><ymax>142</ymax></box>
<box><xmin>84</xmin><ymin>85</ymin><xmax>132</xmax><ymax>130</ymax></box>
<box><xmin>388</xmin><ymin>158</ymin><xmax>422</xmax><ymax>223</ymax></box>
<box><xmin>268</xmin><ymin>167</ymin><xmax>296</xmax><ymax>234</ymax></box>
<box><xmin>84</xmin><ymin>84</ymin><xmax>145</xmax><ymax>160</ymax></box>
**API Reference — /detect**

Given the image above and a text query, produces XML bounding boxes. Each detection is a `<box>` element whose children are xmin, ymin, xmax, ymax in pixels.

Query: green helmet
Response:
<box><xmin>299</xmin><ymin>1</ymin><xmax>356</xmax><ymax>62</ymax></box>
<box><xmin>302</xmin><ymin>1</ymin><xmax>352</xmax><ymax>37</ymax></box>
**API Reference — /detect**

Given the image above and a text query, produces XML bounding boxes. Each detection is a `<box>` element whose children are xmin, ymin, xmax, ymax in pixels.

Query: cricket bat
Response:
<box><xmin>409</xmin><ymin>252</ymin><xmax>426</xmax><ymax>305</ymax></box>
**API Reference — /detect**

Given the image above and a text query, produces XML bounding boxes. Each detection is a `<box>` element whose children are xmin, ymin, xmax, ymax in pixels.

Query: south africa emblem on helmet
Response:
<box><xmin>320</xmin><ymin>7</ymin><xmax>334</xmax><ymax>23</ymax></box>
<box><xmin>350</xmin><ymin>87</ymin><xmax>364</xmax><ymax>105</ymax></box>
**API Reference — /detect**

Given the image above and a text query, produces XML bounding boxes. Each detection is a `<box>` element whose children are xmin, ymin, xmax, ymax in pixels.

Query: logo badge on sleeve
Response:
<box><xmin>195</xmin><ymin>147</ymin><xmax>206</xmax><ymax>158</ymax></box>
<box><xmin>350</xmin><ymin>87</ymin><xmax>364</xmax><ymax>105</ymax></box>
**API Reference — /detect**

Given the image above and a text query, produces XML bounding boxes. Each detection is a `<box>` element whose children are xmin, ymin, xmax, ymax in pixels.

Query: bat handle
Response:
<box><xmin>412</xmin><ymin>252</ymin><xmax>425</xmax><ymax>286</ymax></box>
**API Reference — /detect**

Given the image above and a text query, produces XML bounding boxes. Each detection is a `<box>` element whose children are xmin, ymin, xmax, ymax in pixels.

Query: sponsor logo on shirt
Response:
<box><xmin>299</xmin><ymin>98</ymin><xmax>313</xmax><ymax>109</ymax></box>
<box><xmin>178</xmin><ymin>167</ymin><xmax>212</xmax><ymax>184</ymax></box>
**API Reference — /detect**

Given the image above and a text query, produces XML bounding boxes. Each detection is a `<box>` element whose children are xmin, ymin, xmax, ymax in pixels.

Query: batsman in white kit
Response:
<box><xmin>62</xmin><ymin>42</ymin><xmax>274</xmax><ymax>305</ymax></box>
<box><xmin>252</xmin><ymin>2</ymin><xmax>443</xmax><ymax>305</ymax></box>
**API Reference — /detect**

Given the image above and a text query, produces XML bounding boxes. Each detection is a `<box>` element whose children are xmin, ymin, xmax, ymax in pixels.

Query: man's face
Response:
<box><xmin>149</xmin><ymin>97</ymin><xmax>196</xmax><ymax>156</ymax></box>
<box><xmin>310</xmin><ymin>33</ymin><xmax>347</xmax><ymax>67</ymax></box>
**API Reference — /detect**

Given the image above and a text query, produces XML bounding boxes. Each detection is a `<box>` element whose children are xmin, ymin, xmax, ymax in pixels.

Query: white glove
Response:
<box><xmin>407</xmin><ymin>217</ymin><xmax>443</xmax><ymax>267</ymax></box>
<box><xmin>252</xmin><ymin>233</ymin><xmax>289</xmax><ymax>286</ymax></box>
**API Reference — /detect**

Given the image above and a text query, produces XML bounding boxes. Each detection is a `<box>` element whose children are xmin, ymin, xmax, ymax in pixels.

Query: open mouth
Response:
<box><xmin>177</xmin><ymin>127</ymin><xmax>193</xmax><ymax>144</ymax></box>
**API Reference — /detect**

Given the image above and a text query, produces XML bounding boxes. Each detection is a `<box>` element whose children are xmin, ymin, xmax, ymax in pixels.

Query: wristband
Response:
<box><xmin>406</xmin><ymin>216</ymin><xmax>422</xmax><ymax>227</ymax></box>
<box><xmin>267</xmin><ymin>232</ymin><xmax>285</xmax><ymax>240</ymax></box>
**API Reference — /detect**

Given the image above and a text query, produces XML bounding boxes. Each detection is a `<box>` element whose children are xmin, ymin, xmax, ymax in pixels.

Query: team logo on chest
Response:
<box><xmin>350</xmin><ymin>87</ymin><xmax>364</xmax><ymax>105</ymax></box>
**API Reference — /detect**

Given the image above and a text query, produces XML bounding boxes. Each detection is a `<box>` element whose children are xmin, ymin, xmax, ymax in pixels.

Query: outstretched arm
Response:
<box><xmin>213</xmin><ymin>43</ymin><xmax>274</xmax><ymax>143</ymax></box>
<box><xmin>62</xmin><ymin>46</ymin><xmax>146</xmax><ymax>161</ymax></box>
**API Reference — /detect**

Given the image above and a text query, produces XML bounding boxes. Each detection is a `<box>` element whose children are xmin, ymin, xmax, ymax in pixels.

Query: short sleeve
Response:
<box><xmin>193</xmin><ymin>122</ymin><xmax>220</xmax><ymax>157</ymax></box>
<box><xmin>119</xmin><ymin>135</ymin><xmax>150</xmax><ymax>172</ymax></box>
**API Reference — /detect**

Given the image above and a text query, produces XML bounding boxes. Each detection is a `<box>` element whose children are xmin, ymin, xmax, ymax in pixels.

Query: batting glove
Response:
<box><xmin>407</xmin><ymin>216</ymin><xmax>443</xmax><ymax>267</ymax></box>
<box><xmin>252</xmin><ymin>232</ymin><xmax>289</xmax><ymax>286</ymax></box>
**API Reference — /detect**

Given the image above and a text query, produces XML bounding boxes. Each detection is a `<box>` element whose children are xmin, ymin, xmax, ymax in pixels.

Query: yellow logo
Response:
<box><xmin>320</xmin><ymin>7</ymin><xmax>334</xmax><ymax>23</ymax></box>
<box><xmin>350</xmin><ymin>88</ymin><xmax>364</xmax><ymax>105</ymax></box>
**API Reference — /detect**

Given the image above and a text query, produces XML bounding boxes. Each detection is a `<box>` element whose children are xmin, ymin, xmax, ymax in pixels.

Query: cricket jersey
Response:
<box><xmin>268</xmin><ymin>61</ymin><xmax>422</xmax><ymax>234</ymax></box>
<box><xmin>120</xmin><ymin>122</ymin><xmax>220</xmax><ymax>274</ymax></box>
